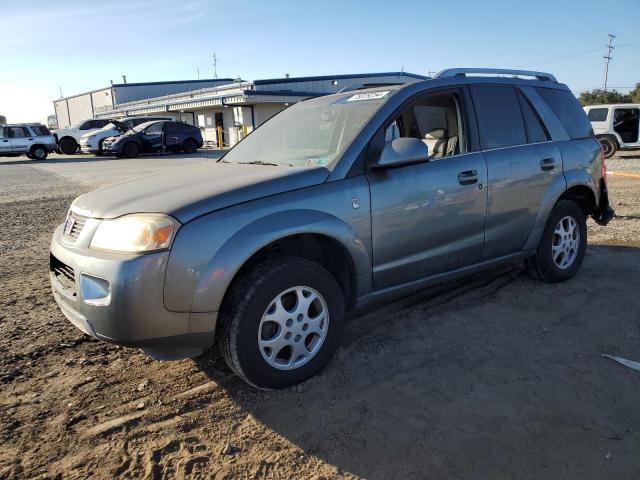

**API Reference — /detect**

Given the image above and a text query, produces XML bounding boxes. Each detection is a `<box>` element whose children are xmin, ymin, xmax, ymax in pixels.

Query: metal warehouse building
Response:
<box><xmin>53</xmin><ymin>78</ymin><xmax>234</xmax><ymax>128</ymax></box>
<box><xmin>55</xmin><ymin>72</ymin><xmax>427</xmax><ymax>147</ymax></box>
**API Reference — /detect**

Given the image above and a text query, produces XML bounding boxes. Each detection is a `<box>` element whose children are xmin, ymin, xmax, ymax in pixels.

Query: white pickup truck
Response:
<box><xmin>584</xmin><ymin>104</ymin><xmax>640</xmax><ymax>158</ymax></box>
<box><xmin>52</xmin><ymin>118</ymin><xmax>114</xmax><ymax>154</ymax></box>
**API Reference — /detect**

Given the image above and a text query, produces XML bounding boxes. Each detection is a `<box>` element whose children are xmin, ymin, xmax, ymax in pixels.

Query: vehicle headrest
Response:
<box><xmin>424</xmin><ymin>128</ymin><xmax>446</xmax><ymax>140</ymax></box>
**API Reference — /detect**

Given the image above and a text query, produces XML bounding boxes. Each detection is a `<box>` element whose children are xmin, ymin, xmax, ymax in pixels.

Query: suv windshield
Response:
<box><xmin>222</xmin><ymin>90</ymin><xmax>393</xmax><ymax>167</ymax></box>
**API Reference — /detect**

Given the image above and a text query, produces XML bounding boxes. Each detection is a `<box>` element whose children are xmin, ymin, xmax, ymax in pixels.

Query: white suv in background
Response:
<box><xmin>584</xmin><ymin>104</ymin><xmax>640</xmax><ymax>158</ymax></box>
<box><xmin>52</xmin><ymin>118</ymin><xmax>114</xmax><ymax>155</ymax></box>
<box><xmin>79</xmin><ymin>116</ymin><xmax>173</xmax><ymax>155</ymax></box>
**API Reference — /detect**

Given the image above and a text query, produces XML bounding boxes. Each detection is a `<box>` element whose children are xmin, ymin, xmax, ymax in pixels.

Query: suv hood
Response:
<box><xmin>71</xmin><ymin>161</ymin><xmax>330</xmax><ymax>223</ymax></box>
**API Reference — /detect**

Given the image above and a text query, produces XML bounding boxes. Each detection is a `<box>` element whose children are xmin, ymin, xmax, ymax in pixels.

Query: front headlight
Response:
<box><xmin>90</xmin><ymin>214</ymin><xmax>180</xmax><ymax>253</ymax></box>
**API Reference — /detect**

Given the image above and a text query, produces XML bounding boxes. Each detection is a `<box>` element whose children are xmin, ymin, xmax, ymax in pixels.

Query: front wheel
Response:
<box><xmin>527</xmin><ymin>200</ymin><xmax>587</xmax><ymax>282</ymax></box>
<box><xmin>58</xmin><ymin>137</ymin><xmax>78</xmax><ymax>155</ymax></box>
<box><xmin>122</xmin><ymin>142</ymin><xmax>139</xmax><ymax>158</ymax></box>
<box><xmin>599</xmin><ymin>137</ymin><xmax>617</xmax><ymax>159</ymax></box>
<box><xmin>218</xmin><ymin>257</ymin><xmax>345</xmax><ymax>389</ymax></box>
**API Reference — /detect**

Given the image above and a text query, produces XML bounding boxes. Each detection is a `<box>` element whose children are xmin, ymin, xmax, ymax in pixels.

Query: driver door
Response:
<box><xmin>142</xmin><ymin>122</ymin><xmax>165</xmax><ymax>151</ymax></box>
<box><xmin>367</xmin><ymin>88</ymin><xmax>488</xmax><ymax>290</ymax></box>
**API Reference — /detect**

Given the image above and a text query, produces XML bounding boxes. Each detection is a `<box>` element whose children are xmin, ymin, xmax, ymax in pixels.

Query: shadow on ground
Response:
<box><xmin>198</xmin><ymin>245</ymin><xmax>640</xmax><ymax>479</ymax></box>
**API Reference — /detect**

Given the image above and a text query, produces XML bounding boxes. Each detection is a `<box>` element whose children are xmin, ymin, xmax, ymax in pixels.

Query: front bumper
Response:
<box><xmin>79</xmin><ymin>142</ymin><xmax>100</xmax><ymax>154</ymax></box>
<box><xmin>49</xmin><ymin>223</ymin><xmax>216</xmax><ymax>359</ymax></box>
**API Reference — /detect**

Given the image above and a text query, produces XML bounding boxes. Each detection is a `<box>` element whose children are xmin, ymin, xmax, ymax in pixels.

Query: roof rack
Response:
<box><xmin>433</xmin><ymin>68</ymin><xmax>557</xmax><ymax>82</ymax></box>
<box><xmin>337</xmin><ymin>82</ymin><xmax>404</xmax><ymax>93</ymax></box>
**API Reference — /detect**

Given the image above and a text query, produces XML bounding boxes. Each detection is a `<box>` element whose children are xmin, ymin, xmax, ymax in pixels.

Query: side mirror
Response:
<box><xmin>373</xmin><ymin>137</ymin><xmax>429</xmax><ymax>170</ymax></box>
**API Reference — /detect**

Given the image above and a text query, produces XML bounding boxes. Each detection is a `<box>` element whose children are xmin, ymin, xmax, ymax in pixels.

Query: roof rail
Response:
<box><xmin>433</xmin><ymin>68</ymin><xmax>557</xmax><ymax>82</ymax></box>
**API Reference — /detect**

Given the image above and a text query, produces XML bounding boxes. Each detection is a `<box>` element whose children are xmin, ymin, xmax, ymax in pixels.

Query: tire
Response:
<box><xmin>58</xmin><ymin>137</ymin><xmax>78</xmax><ymax>155</ymax></box>
<box><xmin>527</xmin><ymin>200</ymin><xmax>587</xmax><ymax>283</ymax></box>
<box><xmin>599</xmin><ymin>137</ymin><xmax>617</xmax><ymax>159</ymax></box>
<box><xmin>183</xmin><ymin>138</ymin><xmax>198</xmax><ymax>154</ymax></box>
<box><xmin>96</xmin><ymin>139</ymin><xmax>104</xmax><ymax>156</ymax></box>
<box><xmin>218</xmin><ymin>256</ymin><xmax>345</xmax><ymax>389</ymax></box>
<box><xmin>30</xmin><ymin>146</ymin><xmax>48</xmax><ymax>160</ymax></box>
<box><xmin>122</xmin><ymin>142</ymin><xmax>139</xmax><ymax>158</ymax></box>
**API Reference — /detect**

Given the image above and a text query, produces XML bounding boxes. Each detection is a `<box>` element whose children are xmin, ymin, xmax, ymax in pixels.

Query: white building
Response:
<box><xmin>53</xmin><ymin>78</ymin><xmax>235</xmax><ymax>128</ymax></box>
<box><xmin>92</xmin><ymin>72</ymin><xmax>427</xmax><ymax>147</ymax></box>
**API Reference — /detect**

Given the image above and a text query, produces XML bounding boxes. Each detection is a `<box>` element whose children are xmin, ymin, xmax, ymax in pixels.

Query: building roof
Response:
<box><xmin>111</xmin><ymin>78</ymin><xmax>235</xmax><ymax>88</ymax></box>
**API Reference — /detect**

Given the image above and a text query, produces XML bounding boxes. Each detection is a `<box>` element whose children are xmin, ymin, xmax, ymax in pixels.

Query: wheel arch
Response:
<box><xmin>168</xmin><ymin>209</ymin><xmax>370</xmax><ymax>315</ymax></box>
<box><xmin>522</xmin><ymin>172</ymin><xmax>597</xmax><ymax>251</ymax></box>
<box><xmin>595</xmin><ymin>133</ymin><xmax>620</xmax><ymax>148</ymax></box>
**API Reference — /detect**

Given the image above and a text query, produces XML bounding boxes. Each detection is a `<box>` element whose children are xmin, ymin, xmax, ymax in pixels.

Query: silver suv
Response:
<box><xmin>0</xmin><ymin>123</ymin><xmax>57</xmax><ymax>160</ymax></box>
<box><xmin>50</xmin><ymin>68</ymin><xmax>613</xmax><ymax>389</ymax></box>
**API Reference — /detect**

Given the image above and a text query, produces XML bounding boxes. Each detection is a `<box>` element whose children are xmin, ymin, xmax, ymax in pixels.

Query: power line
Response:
<box><xmin>603</xmin><ymin>33</ymin><xmax>615</xmax><ymax>91</ymax></box>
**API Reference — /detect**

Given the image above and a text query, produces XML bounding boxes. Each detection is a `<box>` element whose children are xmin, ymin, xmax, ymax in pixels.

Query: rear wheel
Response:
<box><xmin>58</xmin><ymin>137</ymin><xmax>78</xmax><ymax>155</ymax></box>
<box><xmin>218</xmin><ymin>256</ymin><xmax>345</xmax><ymax>389</ymax></box>
<box><xmin>122</xmin><ymin>142</ymin><xmax>139</xmax><ymax>158</ymax></box>
<box><xmin>183</xmin><ymin>138</ymin><xmax>198</xmax><ymax>154</ymax></box>
<box><xmin>527</xmin><ymin>200</ymin><xmax>587</xmax><ymax>282</ymax></box>
<box><xmin>599</xmin><ymin>137</ymin><xmax>617</xmax><ymax>159</ymax></box>
<box><xmin>30</xmin><ymin>146</ymin><xmax>48</xmax><ymax>160</ymax></box>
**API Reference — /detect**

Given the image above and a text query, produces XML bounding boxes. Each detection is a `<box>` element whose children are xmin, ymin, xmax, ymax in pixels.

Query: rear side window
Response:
<box><xmin>473</xmin><ymin>85</ymin><xmax>526</xmax><ymax>149</ymax></box>
<box><xmin>517</xmin><ymin>91</ymin><xmax>549</xmax><ymax>143</ymax></box>
<box><xmin>9</xmin><ymin>127</ymin><xmax>30</xmax><ymax>138</ymax></box>
<box><xmin>587</xmin><ymin>108</ymin><xmax>608</xmax><ymax>122</ymax></box>
<box><xmin>31</xmin><ymin>125</ymin><xmax>51</xmax><ymax>136</ymax></box>
<box><xmin>535</xmin><ymin>87</ymin><xmax>593</xmax><ymax>139</ymax></box>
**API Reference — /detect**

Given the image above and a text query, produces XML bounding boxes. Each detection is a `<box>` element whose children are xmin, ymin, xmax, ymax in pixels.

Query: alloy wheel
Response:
<box><xmin>552</xmin><ymin>216</ymin><xmax>580</xmax><ymax>269</ymax></box>
<box><xmin>258</xmin><ymin>286</ymin><xmax>329</xmax><ymax>370</ymax></box>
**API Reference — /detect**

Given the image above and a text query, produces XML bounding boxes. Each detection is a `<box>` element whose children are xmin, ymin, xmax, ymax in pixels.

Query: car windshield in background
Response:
<box><xmin>222</xmin><ymin>90</ymin><xmax>393</xmax><ymax>168</ymax></box>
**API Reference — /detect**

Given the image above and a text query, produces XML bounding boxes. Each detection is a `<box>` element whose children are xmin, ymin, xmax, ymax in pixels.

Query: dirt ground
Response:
<box><xmin>1</xmin><ymin>153</ymin><xmax>639</xmax><ymax>479</ymax></box>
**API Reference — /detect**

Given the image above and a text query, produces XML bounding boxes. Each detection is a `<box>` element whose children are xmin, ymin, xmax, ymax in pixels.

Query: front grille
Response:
<box><xmin>50</xmin><ymin>254</ymin><xmax>77</xmax><ymax>298</ymax></box>
<box><xmin>64</xmin><ymin>212</ymin><xmax>87</xmax><ymax>240</ymax></box>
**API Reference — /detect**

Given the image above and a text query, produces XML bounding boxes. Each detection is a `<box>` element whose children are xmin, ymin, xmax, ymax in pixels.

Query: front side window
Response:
<box><xmin>222</xmin><ymin>90</ymin><xmax>393</xmax><ymax>167</ymax></box>
<box><xmin>587</xmin><ymin>108</ymin><xmax>608</xmax><ymax>122</ymax></box>
<box><xmin>145</xmin><ymin>122</ymin><xmax>164</xmax><ymax>134</ymax></box>
<box><xmin>473</xmin><ymin>85</ymin><xmax>526</xmax><ymax>149</ymax></box>
<box><xmin>384</xmin><ymin>90</ymin><xmax>466</xmax><ymax>159</ymax></box>
<box><xmin>535</xmin><ymin>87</ymin><xmax>593</xmax><ymax>139</ymax></box>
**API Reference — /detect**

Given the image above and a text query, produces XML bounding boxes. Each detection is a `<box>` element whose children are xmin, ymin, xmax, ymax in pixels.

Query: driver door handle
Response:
<box><xmin>458</xmin><ymin>170</ymin><xmax>478</xmax><ymax>185</ymax></box>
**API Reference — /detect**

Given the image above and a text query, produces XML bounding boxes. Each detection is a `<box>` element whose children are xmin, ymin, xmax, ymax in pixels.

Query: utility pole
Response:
<box><xmin>213</xmin><ymin>52</ymin><xmax>218</xmax><ymax>79</ymax></box>
<box><xmin>197</xmin><ymin>67</ymin><xmax>200</xmax><ymax>80</ymax></box>
<box><xmin>603</xmin><ymin>33</ymin><xmax>615</xmax><ymax>91</ymax></box>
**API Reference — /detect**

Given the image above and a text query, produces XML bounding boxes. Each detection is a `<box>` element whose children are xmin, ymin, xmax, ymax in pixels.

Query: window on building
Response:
<box><xmin>473</xmin><ymin>86</ymin><xmax>526</xmax><ymax>149</ymax></box>
<box><xmin>587</xmin><ymin>108</ymin><xmax>608</xmax><ymax>122</ymax></box>
<box><xmin>535</xmin><ymin>87</ymin><xmax>593</xmax><ymax>139</ymax></box>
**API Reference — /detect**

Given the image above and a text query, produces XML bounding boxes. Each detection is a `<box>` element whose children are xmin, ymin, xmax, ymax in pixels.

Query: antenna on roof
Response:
<box><xmin>58</xmin><ymin>86</ymin><xmax>63</xmax><ymax>99</ymax></box>
<box><xmin>213</xmin><ymin>52</ymin><xmax>218</xmax><ymax>79</ymax></box>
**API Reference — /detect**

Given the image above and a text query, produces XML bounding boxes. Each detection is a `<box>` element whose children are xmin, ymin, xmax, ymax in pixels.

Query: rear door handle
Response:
<box><xmin>540</xmin><ymin>158</ymin><xmax>556</xmax><ymax>171</ymax></box>
<box><xmin>458</xmin><ymin>170</ymin><xmax>478</xmax><ymax>185</ymax></box>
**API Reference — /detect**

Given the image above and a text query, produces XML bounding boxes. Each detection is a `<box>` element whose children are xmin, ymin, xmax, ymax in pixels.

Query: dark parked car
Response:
<box><xmin>102</xmin><ymin>121</ymin><xmax>203</xmax><ymax>158</ymax></box>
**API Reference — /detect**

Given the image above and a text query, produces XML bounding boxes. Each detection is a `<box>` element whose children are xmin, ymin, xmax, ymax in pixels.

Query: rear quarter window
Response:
<box><xmin>31</xmin><ymin>125</ymin><xmax>51</xmax><ymax>136</ymax></box>
<box><xmin>587</xmin><ymin>108</ymin><xmax>609</xmax><ymax>122</ymax></box>
<box><xmin>535</xmin><ymin>87</ymin><xmax>593</xmax><ymax>139</ymax></box>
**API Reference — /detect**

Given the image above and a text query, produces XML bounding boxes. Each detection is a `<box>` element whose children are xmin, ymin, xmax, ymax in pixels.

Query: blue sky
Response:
<box><xmin>1</xmin><ymin>0</ymin><xmax>639</xmax><ymax>122</ymax></box>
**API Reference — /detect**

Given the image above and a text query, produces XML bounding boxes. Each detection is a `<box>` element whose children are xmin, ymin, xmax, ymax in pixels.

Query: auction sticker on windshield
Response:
<box><xmin>347</xmin><ymin>91</ymin><xmax>390</xmax><ymax>102</ymax></box>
